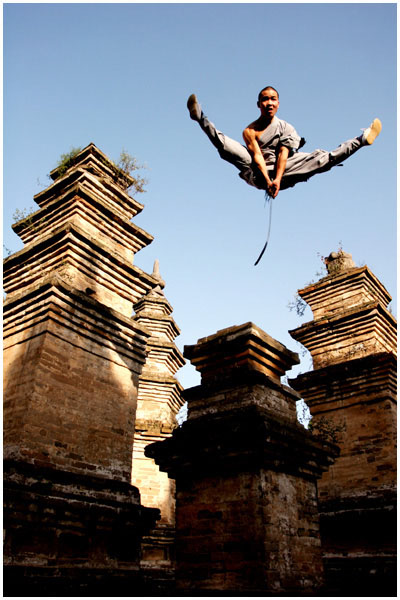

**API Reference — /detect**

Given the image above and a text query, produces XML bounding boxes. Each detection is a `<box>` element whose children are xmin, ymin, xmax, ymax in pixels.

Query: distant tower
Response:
<box><xmin>3</xmin><ymin>143</ymin><xmax>160</xmax><ymax>595</ymax></box>
<box><xmin>289</xmin><ymin>250</ymin><xmax>397</xmax><ymax>596</ymax></box>
<box><xmin>132</xmin><ymin>259</ymin><xmax>185</xmax><ymax>586</ymax></box>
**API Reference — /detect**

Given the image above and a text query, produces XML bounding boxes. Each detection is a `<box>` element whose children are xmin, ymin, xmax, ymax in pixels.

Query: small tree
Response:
<box><xmin>51</xmin><ymin>147</ymin><xmax>148</xmax><ymax>195</ymax></box>
<box><xmin>54</xmin><ymin>147</ymin><xmax>83</xmax><ymax>178</ymax></box>
<box><xmin>114</xmin><ymin>149</ymin><xmax>148</xmax><ymax>194</ymax></box>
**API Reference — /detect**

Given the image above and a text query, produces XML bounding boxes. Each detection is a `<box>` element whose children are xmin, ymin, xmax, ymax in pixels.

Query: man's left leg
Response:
<box><xmin>280</xmin><ymin>119</ymin><xmax>382</xmax><ymax>190</ymax></box>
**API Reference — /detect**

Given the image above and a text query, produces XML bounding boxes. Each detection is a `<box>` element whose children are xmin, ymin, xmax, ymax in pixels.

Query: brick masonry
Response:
<box><xmin>132</xmin><ymin>262</ymin><xmax>185</xmax><ymax>586</ymax></box>
<box><xmin>289</xmin><ymin>250</ymin><xmax>397</xmax><ymax>596</ymax></box>
<box><xmin>4</xmin><ymin>277</ymin><xmax>149</xmax><ymax>481</ymax></box>
<box><xmin>147</xmin><ymin>322</ymin><xmax>339</xmax><ymax>594</ymax></box>
<box><xmin>4</xmin><ymin>145</ymin><xmax>396</xmax><ymax>596</ymax></box>
<box><xmin>3</xmin><ymin>144</ymin><xmax>160</xmax><ymax>594</ymax></box>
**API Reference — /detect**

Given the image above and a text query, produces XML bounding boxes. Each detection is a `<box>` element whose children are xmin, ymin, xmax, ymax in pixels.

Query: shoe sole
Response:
<box><xmin>364</xmin><ymin>118</ymin><xmax>382</xmax><ymax>144</ymax></box>
<box><xmin>187</xmin><ymin>94</ymin><xmax>200</xmax><ymax>120</ymax></box>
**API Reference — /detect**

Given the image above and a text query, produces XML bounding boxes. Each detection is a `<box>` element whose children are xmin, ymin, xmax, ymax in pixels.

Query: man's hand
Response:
<box><xmin>269</xmin><ymin>146</ymin><xmax>289</xmax><ymax>198</ymax></box>
<box><xmin>243</xmin><ymin>126</ymin><xmax>272</xmax><ymax>190</ymax></box>
<box><xmin>268</xmin><ymin>179</ymin><xmax>281</xmax><ymax>198</ymax></box>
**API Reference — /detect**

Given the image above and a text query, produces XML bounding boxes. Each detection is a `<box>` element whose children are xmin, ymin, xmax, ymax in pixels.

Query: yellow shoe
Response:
<box><xmin>362</xmin><ymin>118</ymin><xmax>382</xmax><ymax>145</ymax></box>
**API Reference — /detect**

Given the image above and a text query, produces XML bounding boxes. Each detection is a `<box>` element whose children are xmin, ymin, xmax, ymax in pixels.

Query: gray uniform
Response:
<box><xmin>198</xmin><ymin>113</ymin><xmax>365</xmax><ymax>191</ymax></box>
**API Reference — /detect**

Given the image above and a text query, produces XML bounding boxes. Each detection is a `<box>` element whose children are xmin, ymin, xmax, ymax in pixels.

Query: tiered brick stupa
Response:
<box><xmin>3</xmin><ymin>143</ymin><xmax>161</xmax><ymax>595</ymax></box>
<box><xmin>132</xmin><ymin>259</ymin><xmax>185</xmax><ymax>586</ymax></box>
<box><xmin>147</xmin><ymin>322</ymin><xmax>339</xmax><ymax>595</ymax></box>
<box><xmin>289</xmin><ymin>250</ymin><xmax>397</xmax><ymax>596</ymax></box>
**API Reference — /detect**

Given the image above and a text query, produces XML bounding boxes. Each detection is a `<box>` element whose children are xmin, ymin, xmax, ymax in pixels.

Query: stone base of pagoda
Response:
<box><xmin>3</xmin><ymin>459</ymin><xmax>159</xmax><ymax>597</ymax></box>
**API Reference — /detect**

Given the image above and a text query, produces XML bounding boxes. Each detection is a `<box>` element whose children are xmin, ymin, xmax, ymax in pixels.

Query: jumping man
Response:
<box><xmin>187</xmin><ymin>87</ymin><xmax>381</xmax><ymax>199</ymax></box>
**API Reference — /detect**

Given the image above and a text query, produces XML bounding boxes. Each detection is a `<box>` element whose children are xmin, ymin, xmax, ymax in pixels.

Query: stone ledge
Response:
<box><xmin>14</xmin><ymin>181</ymin><xmax>153</xmax><ymax>253</ymax></box>
<box><xmin>183</xmin><ymin>367</ymin><xmax>300</xmax><ymax>422</ymax></box>
<box><xmin>3</xmin><ymin>276</ymin><xmax>150</xmax><ymax>368</ymax></box>
<box><xmin>317</xmin><ymin>486</ymin><xmax>397</xmax><ymax>516</ymax></box>
<box><xmin>4</xmin><ymin>221</ymin><xmax>158</xmax><ymax>304</ymax></box>
<box><xmin>135</xmin><ymin>419</ymin><xmax>176</xmax><ymax>435</ymax></box>
<box><xmin>137</xmin><ymin>379</ymin><xmax>185</xmax><ymax>415</ymax></box>
<box><xmin>133</xmin><ymin>293</ymin><xmax>174</xmax><ymax>317</ymax></box>
<box><xmin>133</xmin><ymin>313</ymin><xmax>181</xmax><ymax>342</ymax></box>
<box><xmin>289</xmin><ymin>301</ymin><xmax>396</xmax><ymax>368</ymax></box>
<box><xmin>3</xmin><ymin>458</ymin><xmax>160</xmax><ymax>593</ymax></box>
<box><xmin>298</xmin><ymin>265</ymin><xmax>392</xmax><ymax>320</ymax></box>
<box><xmin>144</xmin><ymin>339</ymin><xmax>186</xmax><ymax>372</ymax></box>
<box><xmin>146</xmin><ymin>404</ymin><xmax>339</xmax><ymax>482</ymax></box>
<box><xmin>184</xmin><ymin>322</ymin><xmax>299</xmax><ymax>383</ymax></box>
<box><xmin>184</xmin><ymin>367</ymin><xmax>299</xmax><ymax>400</ymax></box>
<box><xmin>289</xmin><ymin>352</ymin><xmax>397</xmax><ymax>410</ymax></box>
<box><xmin>138</xmin><ymin>371</ymin><xmax>184</xmax><ymax>389</ymax></box>
<box><xmin>3</xmin><ymin>457</ymin><xmax>148</xmax><ymax>506</ymax></box>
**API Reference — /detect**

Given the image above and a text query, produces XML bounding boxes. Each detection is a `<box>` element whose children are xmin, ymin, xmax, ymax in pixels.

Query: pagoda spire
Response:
<box><xmin>151</xmin><ymin>258</ymin><xmax>165</xmax><ymax>288</ymax></box>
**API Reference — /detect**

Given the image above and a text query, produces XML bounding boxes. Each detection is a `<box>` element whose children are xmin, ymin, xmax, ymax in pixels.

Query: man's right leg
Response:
<box><xmin>187</xmin><ymin>94</ymin><xmax>253</xmax><ymax>171</ymax></box>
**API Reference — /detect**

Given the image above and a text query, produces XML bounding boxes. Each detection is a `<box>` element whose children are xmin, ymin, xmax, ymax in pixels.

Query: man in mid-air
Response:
<box><xmin>187</xmin><ymin>86</ymin><xmax>381</xmax><ymax>199</ymax></box>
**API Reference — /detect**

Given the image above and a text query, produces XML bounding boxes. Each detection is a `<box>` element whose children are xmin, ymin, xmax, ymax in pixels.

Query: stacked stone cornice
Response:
<box><xmin>4</xmin><ymin>274</ymin><xmax>149</xmax><ymax>363</ymax></box>
<box><xmin>291</xmin><ymin>352</ymin><xmax>396</xmax><ymax>411</ymax></box>
<box><xmin>132</xmin><ymin>285</ymin><xmax>173</xmax><ymax>313</ymax></box>
<box><xmin>37</xmin><ymin>167</ymin><xmax>143</xmax><ymax>217</ymax></box>
<box><xmin>14</xmin><ymin>181</ymin><xmax>153</xmax><ymax>260</ymax></box>
<box><xmin>4</xmin><ymin>222</ymin><xmax>156</xmax><ymax>317</ymax></box>
<box><xmin>185</xmin><ymin>321</ymin><xmax>300</xmax><ymax>383</ymax></box>
<box><xmin>297</xmin><ymin>264</ymin><xmax>392</xmax><ymax>319</ymax></box>
<box><xmin>133</xmin><ymin>278</ymin><xmax>184</xmax><ymax>393</ymax></box>
<box><xmin>133</xmin><ymin>294</ymin><xmax>180</xmax><ymax>342</ymax></box>
<box><xmin>291</xmin><ymin>300</ymin><xmax>396</xmax><ymax>368</ymax></box>
<box><xmin>133</xmin><ymin>265</ymin><xmax>185</xmax><ymax>403</ymax></box>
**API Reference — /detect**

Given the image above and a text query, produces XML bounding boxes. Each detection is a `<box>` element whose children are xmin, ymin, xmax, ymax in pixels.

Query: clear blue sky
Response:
<box><xmin>3</xmin><ymin>3</ymin><xmax>397</xmax><ymax>392</ymax></box>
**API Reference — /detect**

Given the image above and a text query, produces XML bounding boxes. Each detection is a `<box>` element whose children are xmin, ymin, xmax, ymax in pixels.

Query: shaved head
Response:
<box><xmin>258</xmin><ymin>86</ymin><xmax>279</xmax><ymax>102</ymax></box>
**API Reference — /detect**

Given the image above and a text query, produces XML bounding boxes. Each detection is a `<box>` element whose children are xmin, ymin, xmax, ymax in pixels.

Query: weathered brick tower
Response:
<box><xmin>147</xmin><ymin>322</ymin><xmax>339</xmax><ymax>594</ymax></box>
<box><xmin>3</xmin><ymin>144</ymin><xmax>161</xmax><ymax>595</ymax></box>
<box><xmin>132</xmin><ymin>259</ymin><xmax>185</xmax><ymax>587</ymax></box>
<box><xmin>289</xmin><ymin>250</ymin><xmax>397</xmax><ymax>596</ymax></box>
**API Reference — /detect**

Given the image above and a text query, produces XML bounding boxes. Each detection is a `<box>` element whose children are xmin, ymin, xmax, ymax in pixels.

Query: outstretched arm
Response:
<box><xmin>243</xmin><ymin>127</ymin><xmax>273</xmax><ymax>191</ymax></box>
<box><xmin>269</xmin><ymin>146</ymin><xmax>289</xmax><ymax>198</ymax></box>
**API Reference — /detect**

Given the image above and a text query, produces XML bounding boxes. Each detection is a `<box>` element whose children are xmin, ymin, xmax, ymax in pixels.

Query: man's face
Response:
<box><xmin>258</xmin><ymin>89</ymin><xmax>279</xmax><ymax>119</ymax></box>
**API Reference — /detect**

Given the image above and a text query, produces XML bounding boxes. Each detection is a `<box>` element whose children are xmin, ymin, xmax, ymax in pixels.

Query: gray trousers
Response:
<box><xmin>199</xmin><ymin>114</ymin><xmax>365</xmax><ymax>191</ymax></box>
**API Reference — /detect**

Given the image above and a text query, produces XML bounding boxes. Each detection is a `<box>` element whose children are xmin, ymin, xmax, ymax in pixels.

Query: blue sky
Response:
<box><xmin>3</xmin><ymin>3</ymin><xmax>397</xmax><ymax>392</ymax></box>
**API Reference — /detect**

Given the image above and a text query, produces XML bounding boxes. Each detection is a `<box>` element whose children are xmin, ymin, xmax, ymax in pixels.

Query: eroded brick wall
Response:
<box><xmin>175</xmin><ymin>469</ymin><xmax>324</xmax><ymax>592</ymax></box>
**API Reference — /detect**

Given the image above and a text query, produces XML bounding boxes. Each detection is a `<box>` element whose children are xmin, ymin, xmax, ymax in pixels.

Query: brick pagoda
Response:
<box><xmin>132</xmin><ymin>259</ymin><xmax>185</xmax><ymax>587</ymax></box>
<box><xmin>3</xmin><ymin>144</ymin><xmax>161</xmax><ymax>595</ymax></box>
<box><xmin>289</xmin><ymin>250</ymin><xmax>397</xmax><ymax>596</ymax></box>
<box><xmin>147</xmin><ymin>322</ymin><xmax>339</xmax><ymax>594</ymax></box>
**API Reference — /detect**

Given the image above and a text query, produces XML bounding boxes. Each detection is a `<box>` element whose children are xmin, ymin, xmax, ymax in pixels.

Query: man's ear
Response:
<box><xmin>257</xmin><ymin>100</ymin><xmax>260</xmax><ymax>107</ymax></box>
